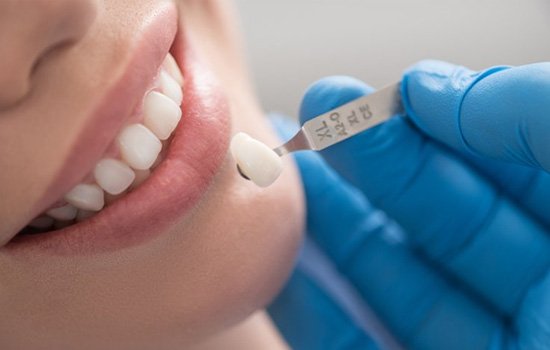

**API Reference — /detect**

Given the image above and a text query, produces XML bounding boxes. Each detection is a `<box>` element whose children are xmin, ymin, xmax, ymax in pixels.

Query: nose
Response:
<box><xmin>0</xmin><ymin>0</ymin><xmax>97</xmax><ymax>109</ymax></box>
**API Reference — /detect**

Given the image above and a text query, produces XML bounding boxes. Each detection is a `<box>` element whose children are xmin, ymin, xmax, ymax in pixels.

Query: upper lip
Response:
<box><xmin>5</xmin><ymin>3</ymin><xmax>231</xmax><ymax>254</ymax></box>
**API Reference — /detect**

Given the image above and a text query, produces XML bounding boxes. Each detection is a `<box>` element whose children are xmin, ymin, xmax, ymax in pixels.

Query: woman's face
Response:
<box><xmin>0</xmin><ymin>0</ymin><xmax>304</xmax><ymax>348</ymax></box>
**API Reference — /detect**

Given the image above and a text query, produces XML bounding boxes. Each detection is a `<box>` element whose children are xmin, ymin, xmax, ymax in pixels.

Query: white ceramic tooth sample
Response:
<box><xmin>76</xmin><ymin>210</ymin><xmax>95</xmax><ymax>222</ymax></box>
<box><xmin>64</xmin><ymin>184</ymin><xmax>105</xmax><ymax>211</ymax></box>
<box><xmin>29</xmin><ymin>216</ymin><xmax>54</xmax><ymax>229</ymax></box>
<box><xmin>162</xmin><ymin>53</ymin><xmax>184</xmax><ymax>86</ymax></box>
<box><xmin>159</xmin><ymin>70</ymin><xmax>183</xmax><ymax>106</ymax></box>
<box><xmin>131</xmin><ymin>169</ymin><xmax>150</xmax><ymax>189</ymax></box>
<box><xmin>94</xmin><ymin>158</ymin><xmax>136</xmax><ymax>195</ymax></box>
<box><xmin>118</xmin><ymin>124</ymin><xmax>162</xmax><ymax>170</ymax></box>
<box><xmin>143</xmin><ymin>91</ymin><xmax>182</xmax><ymax>140</ymax></box>
<box><xmin>46</xmin><ymin>204</ymin><xmax>77</xmax><ymax>221</ymax></box>
<box><xmin>230</xmin><ymin>132</ymin><xmax>283</xmax><ymax>188</ymax></box>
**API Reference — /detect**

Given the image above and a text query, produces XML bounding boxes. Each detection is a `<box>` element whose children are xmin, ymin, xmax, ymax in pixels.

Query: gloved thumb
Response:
<box><xmin>403</xmin><ymin>60</ymin><xmax>550</xmax><ymax>171</ymax></box>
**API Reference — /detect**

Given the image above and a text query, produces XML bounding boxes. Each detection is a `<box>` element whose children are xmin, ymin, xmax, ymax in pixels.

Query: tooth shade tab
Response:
<box><xmin>94</xmin><ymin>158</ymin><xmax>136</xmax><ymax>195</ymax></box>
<box><xmin>230</xmin><ymin>132</ymin><xmax>283</xmax><ymax>188</ymax></box>
<box><xmin>162</xmin><ymin>53</ymin><xmax>184</xmax><ymax>86</ymax></box>
<box><xmin>64</xmin><ymin>184</ymin><xmax>105</xmax><ymax>211</ymax></box>
<box><xmin>118</xmin><ymin>123</ymin><xmax>162</xmax><ymax>170</ymax></box>
<box><xmin>46</xmin><ymin>204</ymin><xmax>78</xmax><ymax>221</ymax></box>
<box><xmin>159</xmin><ymin>70</ymin><xmax>183</xmax><ymax>106</ymax></box>
<box><xmin>143</xmin><ymin>91</ymin><xmax>182</xmax><ymax>140</ymax></box>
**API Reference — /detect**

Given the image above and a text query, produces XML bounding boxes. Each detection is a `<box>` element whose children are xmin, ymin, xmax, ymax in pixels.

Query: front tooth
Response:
<box><xmin>162</xmin><ymin>53</ymin><xmax>184</xmax><ymax>86</ymax></box>
<box><xmin>46</xmin><ymin>204</ymin><xmax>78</xmax><ymax>221</ymax></box>
<box><xmin>29</xmin><ymin>216</ymin><xmax>54</xmax><ymax>229</ymax></box>
<box><xmin>159</xmin><ymin>70</ymin><xmax>183</xmax><ymax>106</ymax></box>
<box><xmin>143</xmin><ymin>91</ymin><xmax>182</xmax><ymax>140</ymax></box>
<box><xmin>94</xmin><ymin>158</ymin><xmax>136</xmax><ymax>195</ymax></box>
<box><xmin>64</xmin><ymin>184</ymin><xmax>105</xmax><ymax>211</ymax></box>
<box><xmin>118</xmin><ymin>124</ymin><xmax>162</xmax><ymax>170</ymax></box>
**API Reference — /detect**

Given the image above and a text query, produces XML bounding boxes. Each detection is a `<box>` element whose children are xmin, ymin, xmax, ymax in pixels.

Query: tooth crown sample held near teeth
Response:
<box><xmin>25</xmin><ymin>53</ymin><xmax>185</xmax><ymax>231</ymax></box>
<box><xmin>230</xmin><ymin>132</ymin><xmax>283</xmax><ymax>188</ymax></box>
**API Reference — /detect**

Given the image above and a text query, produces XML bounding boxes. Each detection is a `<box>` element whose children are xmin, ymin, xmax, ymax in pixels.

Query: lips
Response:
<box><xmin>6</xmin><ymin>5</ymin><xmax>231</xmax><ymax>254</ymax></box>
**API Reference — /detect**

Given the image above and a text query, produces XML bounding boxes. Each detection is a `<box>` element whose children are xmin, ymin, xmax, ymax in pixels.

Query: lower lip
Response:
<box><xmin>6</xmin><ymin>34</ymin><xmax>231</xmax><ymax>255</ymax></box>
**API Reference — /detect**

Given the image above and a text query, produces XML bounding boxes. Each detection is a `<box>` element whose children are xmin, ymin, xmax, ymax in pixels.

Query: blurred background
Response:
<box><xmin>235</xmin><ymin>0</ymin><xmax>550</xmax><ymax>116</ymax></box>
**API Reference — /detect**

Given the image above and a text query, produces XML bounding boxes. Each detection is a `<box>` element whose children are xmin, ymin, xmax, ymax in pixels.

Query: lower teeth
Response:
<box><xmin>22</xmin><ymin>156</ymin><xmax>160</xmax><ymax>234</ymax></box>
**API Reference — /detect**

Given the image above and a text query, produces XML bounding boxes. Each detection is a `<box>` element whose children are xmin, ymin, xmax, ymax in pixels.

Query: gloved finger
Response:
<box><xmin>268</xmin><ymin>268</ymin><xmax>380</xmax><ymax>350</ymax></box>
<box><xmin>281</xmin><ymin>134</ymin><xmax>503</xmax><ymax>350</ymax></box>
<box><xmin>458</xmin><ymin>153</ymin><xmax>550</xmax><ymax>228</ymax></box>
<box><xmin>402</xmin><ymin>60</ymin><xmax>550</xmax><ymax>172</ymax></box>
<box><xmin>513</xmin><ymin>271</ymin><xmax>550</xmax><ymax>349</ymax></box>
<box><xmin>298</xmin><ymin>77</ymin><xmax>550</xmax><ymax>317</ymax></box>
<box><xmin>403</xmin><ymin>60</ymin><xmax>550</xmax><ymax>228</ymax></box>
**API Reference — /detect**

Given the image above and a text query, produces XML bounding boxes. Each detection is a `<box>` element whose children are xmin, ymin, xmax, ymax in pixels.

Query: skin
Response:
<box><xmin>0</xmin><ymin>0</ymin><xmax>304</xmax><ymax>349</ymax></box>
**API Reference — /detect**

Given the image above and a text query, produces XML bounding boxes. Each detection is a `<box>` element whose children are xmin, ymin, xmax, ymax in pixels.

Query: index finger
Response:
<box><xmin>403</xmin><ymin>60</ymin><xmax>550</xmax><ymax>171</ymax></box>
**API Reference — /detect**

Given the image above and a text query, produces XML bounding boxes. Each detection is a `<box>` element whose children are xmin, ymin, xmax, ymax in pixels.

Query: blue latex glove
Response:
<box><xmin>269</xmin><ymin>60</ymin><xmax>550</xmax><ymax>350</ymax></box>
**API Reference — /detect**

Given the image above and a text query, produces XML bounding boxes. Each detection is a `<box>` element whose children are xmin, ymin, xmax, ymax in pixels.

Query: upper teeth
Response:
<box><xmin>65</xmin><ymin>184</ymin><xmax>105</xmax><ymax>211</ymax></box>
<box><xmin>94</xmin><ymin>158</ymin><xmax>136</xmax><ymax>195</ymax></box>
<box><xmin>118</xmin><ymin>123</ymin><xmax>163</xmax><ymax>170</ymax></box>
<box><xmin>31</xmin><ymin>53</ymin><xmax>184</xmax><ymax>229</ymax></box>
<box><xmin>143</xmin><ymin>91</ymin><xmax>182</xmax><ymax>140</ymax></box>
<box><xmin>159</xmin><ymin>70</ymin><xmax>183</xmax><ymax>106</ymax></box>
<box><xmin>162</xmin><ymin>53</ymin><xmax>184</xmax><ymax>86</ymax></box>
<box><xmin>46</xmin><ymin>204</ymin><xmax>78</xmax><ymax>221</ymax></box>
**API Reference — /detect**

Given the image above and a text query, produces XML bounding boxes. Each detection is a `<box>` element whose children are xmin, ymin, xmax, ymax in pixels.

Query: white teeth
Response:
<box><xmin>27</xmin><ymin>55</ymin><xmax>185</xmax><ymax>230</ymax></box>
<box><xmin>118</xmin><ymin>123</ymin><xmax>162</xmax><ymax>170</ymax></box>
<box><xmin>94</xmin><ymin>158</ymin><xmax>136</xmax><ymax>195</ymax></box>
<box><xmin>159</xmin><ymin>70</ymin><xmax>183</xmax><ymax>106</ymax></box>
<box><xmin>131</xmin><ymin>169</ymin><xmax>150</xmax><ymax>189</ymax></box>
<box><xmin>46</xmin><ymin>204</ymin><xmax>78</xmax><ymax>221</ymax></box>
<box><xmin>162</xmin><ymin>53</ymin><xmax>184</xmax><ymax>86</ymax></box>
<box><xmin>143</xmin><ymin>91</ymin><xmax>182</xmax><ymax>140</ymax></box>
<box><xmin>64</xmin><ymin>184</ymin><xmax>105</xmax><ymax>211</ymax></box>
<box><xmin>29</xmin><ymin>216</ymin><xmax>54</xmax><ymax>229</ymax></box>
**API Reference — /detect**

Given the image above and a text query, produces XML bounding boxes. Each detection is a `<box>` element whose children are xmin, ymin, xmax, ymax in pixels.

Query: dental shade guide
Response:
<box><xmin>231</xmin><ymin>81</ymin><xmax>404</xmax><ymax>187</ymax></box>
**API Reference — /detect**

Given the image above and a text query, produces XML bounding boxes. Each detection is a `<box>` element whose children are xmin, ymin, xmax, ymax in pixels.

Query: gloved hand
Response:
<box><xmin>269</xmin><ymin>60</ymin><xmax>550</xmax><ymax>350</ymax></box>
